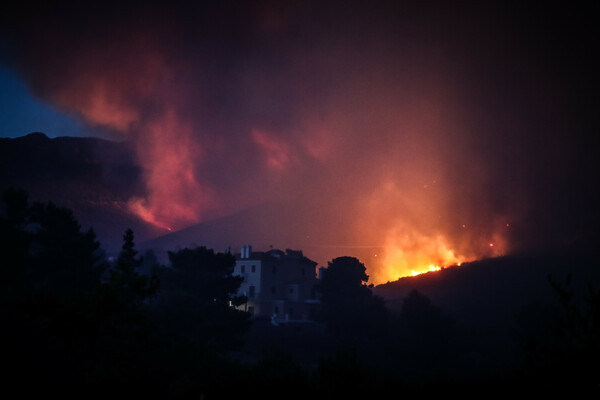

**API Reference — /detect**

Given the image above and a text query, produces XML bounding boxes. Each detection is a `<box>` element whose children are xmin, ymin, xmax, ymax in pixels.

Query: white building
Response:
<box><xmin>233</xmin><ymin>245</ymin><xmax>321</xmax><ymax>324</ymax></box>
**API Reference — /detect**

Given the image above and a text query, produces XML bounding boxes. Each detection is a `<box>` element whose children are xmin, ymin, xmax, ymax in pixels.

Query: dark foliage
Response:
<box><xmin>1</xmin><ymin>187</ymin><xmax>105</xmax><ymax>298</ymax></box>
<box><xmin>1</xmin><ymin>189</ymin><xmax>165</xmax><ymax>397</ymax></box>
<box><xmin>317</xmin><ymin>256</ymin><xmax>390</xmax><ymax>341</ymax></box>
<box><xmin>515</xmin><ymin>274</ymin><xmax>600</xmax><ymax>393</ymax></box>
<box><xmin>151</xmin><ymin>246</ymin><xmax>251</xmax><ymax>353</ymax></box>
<box><xmin>2</xmin><ymin>187</ymin><xmax>599</xmax><ymax>396</ymax></box>
<box><xmin>108</xmin><ymin>228</ymin><xmax>158</xmax><ymax>305</ymax></box>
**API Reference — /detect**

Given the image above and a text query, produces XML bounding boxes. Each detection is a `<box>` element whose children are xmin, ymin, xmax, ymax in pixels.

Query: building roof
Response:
<box><xmin>235</xmin><ymin>247</ymin><xmax>318</xmax><ymax>266</ymax></box>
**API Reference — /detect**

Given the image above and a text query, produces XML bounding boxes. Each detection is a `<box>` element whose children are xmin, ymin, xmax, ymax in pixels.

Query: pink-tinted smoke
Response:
<box><xmin>4</xmin><ymin>1</ymin><xmax>592</xmax><ymax>282</ymax></box>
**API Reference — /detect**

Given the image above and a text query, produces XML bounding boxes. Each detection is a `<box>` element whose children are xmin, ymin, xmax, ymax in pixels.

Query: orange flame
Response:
<box><xmin>354</xmin><ymin>179</ymin><xmax>508</xmax><ymax>285</ymax></box>
<box><xmin>376</xmin><ymin>230</ymin><xmax>465</xmax><ymax>283</ymax></box>
<box><xmin>411</xmin><ymin>265</ymin><xmax>442</xmax><ymax>276</ymax></box>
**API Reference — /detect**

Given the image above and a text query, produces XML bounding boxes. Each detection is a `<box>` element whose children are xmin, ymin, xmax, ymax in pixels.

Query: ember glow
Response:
<box><xmin>384</xmin><ymin>233</ymin><xmax>462</xmax><ymax>281</ymax></box>
<box><xmin>412</xmin><ymin>265</ymin><xmax>442</xmax><ymax>277</ymax></box>
<box><xmin>2</xmin><ymin>1</ymin><xmax>596</xmax><ymax>282</ymax></box>
<box><xmin>364</xmin><ymin>220</ymin><xmax>506</xmax><ymax>284</ymax></box>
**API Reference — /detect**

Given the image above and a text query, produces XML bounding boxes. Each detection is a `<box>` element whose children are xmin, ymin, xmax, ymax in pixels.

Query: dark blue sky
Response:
<box><xmin>0</xmin><ymin>65</ymin><xmax>94</xmax><ymax>138</ymax></box>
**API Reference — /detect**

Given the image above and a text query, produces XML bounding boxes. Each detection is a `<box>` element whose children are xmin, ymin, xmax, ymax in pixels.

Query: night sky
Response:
<box><xmin>1</xmin><ymin>1</ymin><xmax>597</xmax><ymax>283</ymax></box>
<box><xmin>0</xmin><ymin>66</ymin><xmax>91</xmax><ymax>137</ymax></box>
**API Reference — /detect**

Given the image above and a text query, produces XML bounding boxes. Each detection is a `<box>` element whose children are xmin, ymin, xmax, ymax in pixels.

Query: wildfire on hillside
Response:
<box><xmin>4</xmin><ymin>1</ymin><xmax>593</xmax><ymax>284</ymax></box>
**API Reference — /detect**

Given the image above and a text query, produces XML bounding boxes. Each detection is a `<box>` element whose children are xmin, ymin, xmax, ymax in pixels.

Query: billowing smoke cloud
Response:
<box><xmin>2</xmin><ymin>1</ymin><xmax>597</xmax><ymax>283</ymax></box>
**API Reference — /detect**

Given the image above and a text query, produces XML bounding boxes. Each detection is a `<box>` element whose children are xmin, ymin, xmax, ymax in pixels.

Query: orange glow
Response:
<box><xmin>364</xmin><ymin>225</ymin><xmax>508</xmax><ymax>284</ymax></box>
<box><xmin>411</xmin><ymin>264</ymin><xmax>442</xmax><ymax>276</ymax></box>
<box><xmin>354</xmin><ymin>178</ymin><xmax>508</xmax><ymax>285</ymax></box>
<box><xmin>14</xmin><ymin>7</ymin><xmax>516</xmax><ymax>273</ymax></box>
<box><xmin>377</xmin><ymin>231</ymin><xmax>465</xmax><ymax>283</ymax></box>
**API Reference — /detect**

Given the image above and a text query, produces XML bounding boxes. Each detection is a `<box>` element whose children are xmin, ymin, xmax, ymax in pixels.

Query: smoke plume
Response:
<box><xmin>2</xmin><ymin>1</ymin><xmax>596</xmax><ymax>282</ymax></box>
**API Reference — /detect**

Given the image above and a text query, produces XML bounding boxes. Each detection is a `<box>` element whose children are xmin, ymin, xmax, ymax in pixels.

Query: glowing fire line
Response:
<box><xmin>411</xmin><ymin>264</ymin><xmax>442</xmax><ymax>276</ymax></box>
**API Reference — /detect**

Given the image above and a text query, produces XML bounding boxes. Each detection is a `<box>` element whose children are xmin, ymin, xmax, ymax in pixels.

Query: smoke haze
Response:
<box><xmin>1</xmin><ymin>1</ymin><xmax>597</xmax><ymax>283</ymax></box>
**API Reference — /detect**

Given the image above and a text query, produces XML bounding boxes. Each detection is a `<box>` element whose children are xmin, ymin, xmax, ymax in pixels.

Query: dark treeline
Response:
<box><xmin>1</xmin><ymin>188</ymin><xmax>599</xmax><ymax>397</ymax></box>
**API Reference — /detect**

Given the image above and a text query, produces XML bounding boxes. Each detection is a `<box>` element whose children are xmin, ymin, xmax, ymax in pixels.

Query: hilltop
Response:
<box><xmin>0</xmin><ymin>132</ymin><xmax>164</xmax><ymax>251</ymax></box>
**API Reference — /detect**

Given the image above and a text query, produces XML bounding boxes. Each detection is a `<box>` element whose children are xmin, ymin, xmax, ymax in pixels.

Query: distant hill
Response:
<box><xmin>0</xmin><ymin>132</ymin><xmax>165</xmax><ymax>251</ymax></box>
<box><xmin>0</xmin><ymin>133</ymin><xmax>376</xmax><ymax>263</ymax></box>
<box><xmin>375</xmin><ymin>247</ymin><xmax>599</xmax><ymax>316</ymax></box>
<box><xmin>139</xmin><ymin>197</ymin><xmax>379</xmax><ymax>268</ymax></box>
<box><xmin>373</xmin><ymin>248</ymin><xmax>600</xmax><ymax>367</ymax></box>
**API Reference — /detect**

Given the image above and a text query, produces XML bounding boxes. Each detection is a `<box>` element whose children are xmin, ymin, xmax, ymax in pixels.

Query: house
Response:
<box><xmin>233</xmin><ymin>245</ymin><xmax>321</xmax><ymax>324</ymax></box>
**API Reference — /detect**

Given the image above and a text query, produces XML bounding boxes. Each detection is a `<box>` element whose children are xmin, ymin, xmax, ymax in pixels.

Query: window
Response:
<box><xmin>289</xmin><ymin>288</ymin><xmax>293</xmax><ymax>294</ymax></box>
<box><xmin>274</xmin><ymin>306</ymin><xmax>279</xmax><ymax>315</ymax></box>
<box><xmin>251</xmin><ymin>265</ymin><xmax>256</xmax><ymax>273</ymax></box>
<box><xmin>241</xmin><ymin>265</ymin><xmax>245</xmax><ymax>273</ymax></box>
<box><xmin>249</xmin><ymin>286</ymin><xmax>255</xmax><ymax>298</ymax></box>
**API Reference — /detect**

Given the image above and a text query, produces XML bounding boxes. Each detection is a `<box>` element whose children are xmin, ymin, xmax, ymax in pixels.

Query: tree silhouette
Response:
<box><xmin>317</xmin><ymin>256</ymin><xmax>389</xmax><ymax>341</ymax></box>
<box><xmin>522</xmin><ymin>274</ymin><xmax>600</xmax><ymax>392</ymax></box>
<box><xmin>108</xmin><ymin>228</ymin><xmax>158</xmax><ymax>305</ymax></box>
<box><xmin>315</xmin><ymin>346</ymin><xmax>372</xmax><ymax>395</ymax></box>
<box><xmin>1</xmin><ymin>188</ymin><xmax>105</xmax><ymax>298</ymax></box>
<box><xmin>152</xmin><ymin>246</ymin><xmax>250</xmax><ymax>353</ymax></box>
<box><xmin>1</xmin><ymin>189</ymin><xmax>113</xmax><ymax>395</ymax></box>
<box><xmin>398</xmin><ymin>289</ymin><xmax>454</xmax><ymax>345</ymax></box>
<box><xmin>118</xmin><ymin>228</ymin><xmax>139</xmax><ymax>266</ymax></box>
<box><xmin>390</xmin><ymin>289</ymin><xmax>456</xmax><ymax>383</ymax></box>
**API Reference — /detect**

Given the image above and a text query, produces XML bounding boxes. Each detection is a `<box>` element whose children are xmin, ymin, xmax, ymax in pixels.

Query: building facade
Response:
<box><xmin>233</xmin><ymin>245</ymin><xmax>320</xmax><ymax>324</ymax></box>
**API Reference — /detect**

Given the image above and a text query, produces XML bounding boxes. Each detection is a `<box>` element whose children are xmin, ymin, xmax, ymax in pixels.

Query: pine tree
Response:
<box><xmin>109</xmin><ymin>228</ymin><xmax>157</xmax><ymax>304</ymax></box>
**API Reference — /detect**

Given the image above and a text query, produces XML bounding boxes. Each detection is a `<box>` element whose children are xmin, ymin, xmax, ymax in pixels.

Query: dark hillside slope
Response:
<box><xmin>375</xmin><ymin>247</ymin><xmax>600</xmax><ymax>371</ymax></box>
<box><xmin>0</xmin><ymin>132</ymin><xmax>163</xmax><ymax>251</ymax></box>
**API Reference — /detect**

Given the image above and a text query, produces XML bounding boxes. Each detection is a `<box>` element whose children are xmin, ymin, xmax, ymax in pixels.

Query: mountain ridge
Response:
<box><xmin>0</xmin><ymin>132</ymin><xmax>163</xmax><ymax>251</ymax></box>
